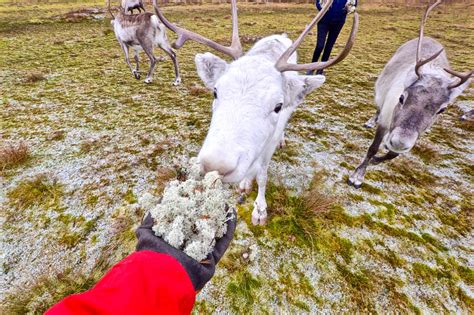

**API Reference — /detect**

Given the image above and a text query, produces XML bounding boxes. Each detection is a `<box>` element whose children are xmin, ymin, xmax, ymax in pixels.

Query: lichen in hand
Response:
<box><xmin>139</xmin><ymin>159</ymin><xmax>232</xmax><ymax>261</ymax></box>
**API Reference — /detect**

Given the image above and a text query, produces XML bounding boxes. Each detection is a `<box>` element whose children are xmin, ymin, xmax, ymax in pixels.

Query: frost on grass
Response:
<box><xmin>139</xmin><ymin>159</ymin><xmax>232</xmax><ymax>261</ymax></box>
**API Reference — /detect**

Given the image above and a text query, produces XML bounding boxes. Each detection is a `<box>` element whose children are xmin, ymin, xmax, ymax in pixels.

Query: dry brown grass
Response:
<box><xmin>303</xmin><ymin>189</ymin><xmax>337</xmax><ymax>214</ymax></box>
<box><xmin>0</xmin><ymin>141</ymin><xmax>30</xmax><ymax>170</ymax></box>
<box><xmin>188</xmin><ymin>84</ymin><xmax>209</xmax><ymax>96</ymax></box>
<box><xmin>303</xmin><ymin>169</ymin><xmax>337</xmax><ymax>214</ymax></box>
<box><xmin>156</xmin><ymin>166</ymin><xmax>177</xmax><ymax>194</ymax></box>
<box><xmin>412</xmin><ymin>141</ymin><xmax>440</xmax><ymax>164</ymax></box>
<box><xmin>24</xmin><ymin>71</ymin><xmax>46</xmax><ymax>83</ymax></box>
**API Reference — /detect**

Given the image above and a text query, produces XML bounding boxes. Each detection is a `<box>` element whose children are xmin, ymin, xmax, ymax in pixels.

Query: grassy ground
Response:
<box><xmin>1</xmin><ymin>1</ymin><xmax>473</xmax><ymax>313</ymax></box>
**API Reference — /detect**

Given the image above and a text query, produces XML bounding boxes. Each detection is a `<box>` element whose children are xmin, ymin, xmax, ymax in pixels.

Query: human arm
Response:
<box><xmin>46</xmin><ymin>210</ymin><xmax>237</xmax><ymax>314</ymax></box>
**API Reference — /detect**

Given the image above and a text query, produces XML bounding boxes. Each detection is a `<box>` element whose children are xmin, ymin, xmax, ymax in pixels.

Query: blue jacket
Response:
<box><xmin>316</xmin><ymin>0</ymin><xmax>357</xmax><ymax>23</ymax></box>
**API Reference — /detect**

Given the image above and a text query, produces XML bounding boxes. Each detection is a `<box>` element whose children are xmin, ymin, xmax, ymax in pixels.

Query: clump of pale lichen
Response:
<box><xmin>139</xmin><ymin>159</ymin><xmax>232</xmax><ymax>261</ymax></box>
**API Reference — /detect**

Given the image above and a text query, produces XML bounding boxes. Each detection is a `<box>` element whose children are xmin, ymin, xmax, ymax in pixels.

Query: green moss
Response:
<box><xmin>226</xmin><ymin>272</ymin><xmax>262</xmax><ymax>312</ymax></box>
<box><xmin>85</xmin><ymin>193</ymin><xmax>99</xmax><ymax>207</ymax></box>
<box><xmin>369</xmin><ymin>199</ymin><xmax>397</xmax><ymax>223</ymax></box>
<box><xmin>348</xmin><ymin>193</ymin><xmax>364</xmax><ymax>202</ymax></box>
<box><xmin>411</xmin><ymin>262</ymin><xmax>453</xmax><ymax>283</ymax></box>
<box><xmin>123</xmin><ymin>189</ymin><xmax>137</xmax><ymax>204</ymax></box>
<box><xmin>339</xmin><ymin>161</ymin><xmax>350</xmax><ymax>169</ymax></box>
<box><xmin>335</xmin><ymin>263</ymin><xmax>376</xmax><ymax>311</ymax></box>
<box><xmin>421</xmin><ymin>233</ymin><xmax>447</xmax><ymax>252</ymax></box>
<box><xmin>6</xmin><ymin>174</ymin><xmax>63</xmax><ymax>222</ymax></box>
<box><xmin>335</xmin><ymin>237</ymin><xmax>354</xmax><ymax>263</ymax></box>
<box><xmin>361</xmin><ymin>183</ymin><xmax>384</xmax><ymax>195</ymax></box>
<box><xmin>272</xmin><ymin>268</ymin><xmax>321</xmax><ymax>310</ymax></box>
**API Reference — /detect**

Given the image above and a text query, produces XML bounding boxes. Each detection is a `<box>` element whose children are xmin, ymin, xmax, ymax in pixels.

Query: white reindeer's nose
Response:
<box><xmin>199</xmin><ymin>150</ymin><xmax>239</xmax><ymax>176</ymax></box>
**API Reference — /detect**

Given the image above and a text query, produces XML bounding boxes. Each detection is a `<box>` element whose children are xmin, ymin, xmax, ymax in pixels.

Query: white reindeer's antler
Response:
<box><xmin>275</xmin><ymin>0</ymin><xmax>359</xmax><ymax>73</ymax></box>
<box><xmin>152</xmin><ymin>0</ymin><xmax>242</xmax><ymax>60</ymax></box>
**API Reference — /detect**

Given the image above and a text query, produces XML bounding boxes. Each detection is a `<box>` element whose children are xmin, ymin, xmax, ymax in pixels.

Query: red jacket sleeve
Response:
<box><xmin>46</xmin><ymin>251</ymin><xmax>196</xmax><ymax>315</ymax></box>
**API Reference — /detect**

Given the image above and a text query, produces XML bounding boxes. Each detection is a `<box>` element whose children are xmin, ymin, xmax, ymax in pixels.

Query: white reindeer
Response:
<box><xmin>108</xmin><ymin>0</ymin><xmax>181</xmax><ymax>84</ymax></box>
<box><xmin>155</xmin><ymin>0</ymin><xmax>359</xmax><ymax>224</ymax></box>
<box><xmin>348</xmin><ymin>0</ymin><xmax>472</xmax><ymax>188</ymax></box>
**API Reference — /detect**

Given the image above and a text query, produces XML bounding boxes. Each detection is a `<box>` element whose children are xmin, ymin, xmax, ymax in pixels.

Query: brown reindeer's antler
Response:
<box><xmin>275</xmin><ymin>0</ymin><xmax>359</xmax><ymax>73</ymax></box>
<box><xmin>107</xmin><ymin>0</ymin><xmax>115</xmax><ymax>19</ymax></box>
<box><xmin>415</xmin><ymin>0</ymin><xmax>444</xmax><ymax>77</ymax></box>
<box><xmin>152</xmin><ymin>0</ymin><xmax>242</xmax><ymax>60</ymax></box>
<box><xmin>444</xmin><ymin>68</ymin><xmax>474</xmax><ymax>89</ymax></box>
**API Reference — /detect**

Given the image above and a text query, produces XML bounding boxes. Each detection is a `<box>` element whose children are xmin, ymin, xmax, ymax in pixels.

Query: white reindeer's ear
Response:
<box><xmin>285</xmin><ymin>74</ymin><xmax>326</xmax><ymax>102</ymax></box>
<box><xmin>195</xmin><ymin>52</ymin><xmax>228</xmax><ymax>90</ymax></box>
<box><xmin>448</xmin><ymin>79</ymin><xmax>470</xmax><ymax>104</ymax></box>
<box><xmin>301</xmin><ymin>75</ymin><xmax>326</xmax><ymax>95</ymax></box>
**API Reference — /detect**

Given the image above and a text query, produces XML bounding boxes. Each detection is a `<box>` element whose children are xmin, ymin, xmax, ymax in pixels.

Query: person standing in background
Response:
<box><xmin>308</xmin><ymin>0</ymin><xmax>357</xmax><ymax>76</ymax></box>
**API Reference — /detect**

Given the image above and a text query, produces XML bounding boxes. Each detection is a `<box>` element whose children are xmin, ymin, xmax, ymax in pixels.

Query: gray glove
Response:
<box><xmin>135</xmin><ymin>209</ymin><xmax>237</xmax><ymax>291</ymax></box>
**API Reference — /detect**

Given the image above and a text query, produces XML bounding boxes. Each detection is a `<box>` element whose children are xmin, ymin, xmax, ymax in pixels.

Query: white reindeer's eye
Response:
<box><xmin>437</xmin><ymin>108</ymin><xmax>446</xmax><ymax>114</ymax></box>
<box><xmin>274</xmin><ymin>103</ymin><xmax>283</xmax><ymax>114</ymax></box>
<box><xmin>399</xmin><ymin>95</ymin><xmax>404</xmax><ymax>104</ymax></box>
<box><xmin>213</xmin><ymin>88</ymin><xmax>217</xmax><ymax>99</ymax></box>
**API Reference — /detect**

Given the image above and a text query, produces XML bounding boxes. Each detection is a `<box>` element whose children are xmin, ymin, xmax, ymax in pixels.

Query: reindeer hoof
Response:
<box><xmin>251</xmin><ymin>212</ymin><xmax>267</xmax><ymax>226</ymax></box>
<box><xmin>173</xmin><ymin>77</ymin><xmax>182</xmax><ymax>86</ymax></box>
<box><xmin>144</xmin><ymin>78</ymin><xmax>152</xmax><ymax>84</ymax></box>
<box><xmin>348</xmin><ymin>175</ymin><xmax>362</xmax><ymax>189</ymax></box>
<box><xmin>237</xmin><ymin>195</ymin><xmax>246</xmax><ymax>205</ymax></box>
<box><xmin>133</xmin><ymin>71</ymin><xmax>140</xmax><ymax>80</ymax></box>
<box><xmin>252</xmin><ymin>201</ymin><xmax>267</xmax><ymax>226</ymax></box>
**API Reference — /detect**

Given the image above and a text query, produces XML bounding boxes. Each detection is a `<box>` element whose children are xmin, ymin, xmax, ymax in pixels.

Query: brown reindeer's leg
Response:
<box><xmin>158</xmin><ymin>43</ymin><xmax>181</xmax><ymax>85</ymax></box>
<box><xmin>140</xmin><ymin>41</ymin><xmax>157</xmax><ymax>84</ymax></box>
<box><xmin>348</xmin><ymin>125</ymin><xmax>386</xmax><ymax>188</ymax></box>
<box><xmin>370</xmin><ymin>151</ymin><xmax>399</xmax><ymax>165</ymax></box>
<box><xmin>133</xmin><ymin>50</ymin><xmax>140</xmax><ymax>79</ymax></box>
<box><xmin>120</xmin><ymin>42</ymin><xmax>139</xmax><ymax>79</ymax></box>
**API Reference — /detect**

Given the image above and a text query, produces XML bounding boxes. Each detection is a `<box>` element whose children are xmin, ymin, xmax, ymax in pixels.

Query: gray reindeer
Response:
<box><xmin>108</xmin><ymin>0</ymin><xmax>181</xmax><ymax>85</ymax></box>
<box><xmin>349</xmin><ymin>0</ymin><xmax>472</xmax><ymax>188</ymax></box>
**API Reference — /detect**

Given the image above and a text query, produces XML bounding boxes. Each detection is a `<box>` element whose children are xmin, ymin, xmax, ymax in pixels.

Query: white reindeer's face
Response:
<box><xmin>196</xmin><ymin>36</ymin><xmax>325</xmax><ymax>183</ymax></box>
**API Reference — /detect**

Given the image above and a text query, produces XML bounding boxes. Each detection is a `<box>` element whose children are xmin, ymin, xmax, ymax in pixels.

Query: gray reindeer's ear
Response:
<box><xmin>195</xmin><ymin>53</ymin><xmax>228</xmax><ymax>90</ymax></box>
<box><xmin>448</xmin><ymin>80</ymin><xmax>471</xmax><ymax>104</ymax></box>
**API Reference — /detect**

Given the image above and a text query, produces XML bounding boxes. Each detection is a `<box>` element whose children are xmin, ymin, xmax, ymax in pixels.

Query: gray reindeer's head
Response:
<box><xmin>384</xmin><ymin>0</ymin><xmax>472</xmax><ymax>154</ymax></box>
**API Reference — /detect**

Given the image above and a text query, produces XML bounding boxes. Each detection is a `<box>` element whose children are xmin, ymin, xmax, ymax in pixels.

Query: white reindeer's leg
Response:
<box><xmin>348</xmin><ymin>126</ymin><xmax>386</xmax><ymax>188</ymax></box>
<box><xmin>237</xmin><ymin>177</ymin><xmax>253</xmax><ymax>204</ymax></box>
<box><xmin>120</xmin><ymin>42</ymin><xmax>138</xmax><ymax>79</ymax></box>
<box><xmin>252</xmin><ymin>169</ymin><xmax>268</xmax><ymax>226</ymax></box>
<box><xmin>278</xmin><ymin>132</ymin><xmax>286</xmax><ymax>149</ymax></box>
<box><xmin>239</xmin><ymin>177</ymin><xmax>253</xmax><ymax>194</ymax></box>
<box><xmin>159</xmin><ymin>42</ymin><xmax>181</xmax><ymax>86</ymax></box>
<box><xmin>364</xmin><ymin>109</ymin><xmax>380</xmax><ymax>129</ymax></box>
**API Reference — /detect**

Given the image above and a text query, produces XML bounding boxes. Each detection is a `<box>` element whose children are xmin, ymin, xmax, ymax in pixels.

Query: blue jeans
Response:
<box><xmin>311</xmin><ymin>19</ymin><xmax>346</xmax><ymax>64</ymax></box>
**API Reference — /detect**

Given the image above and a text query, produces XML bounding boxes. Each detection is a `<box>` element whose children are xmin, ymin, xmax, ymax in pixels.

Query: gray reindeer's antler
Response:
<box><xmin>415</xmin><ymin>0</ymin><xmax>444</xmax><ymax>77</ymax></box>
<box><xmin>444</xmin><ymin>68</ymin><xmax>474</xmax><ymax>89</ymax></box>
<box><xmin>275</xmin><ymin>0</ymin><xmax>359</xmax><ymax>73</ymax></box>
<box><xmin>152</xmin><ymin>0</ymin><xmax>242</xmax><ymax>60</ymax></box>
